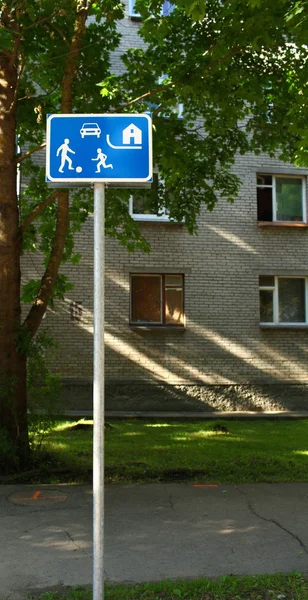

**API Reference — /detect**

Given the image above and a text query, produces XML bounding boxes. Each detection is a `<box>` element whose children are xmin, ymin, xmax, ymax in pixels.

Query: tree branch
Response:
<box><xmin>61</xmin><ymin>0</ymin><xmax>88</xmax><ymax>111</ymax></box>
<box><xmin>24</xmin><ymin>0</ymin><xmax>90</xmax><ymax>337</ymax></box>
<box><xmin>21</xmin><ymin>191</ymin><xmax>58</xmax><ymax>235</ymax></box>
<box><xmin>17</xmin><ymin>143</ymin><xmax>46</xmax><ymax>163</ymax></box>
<box><xmin>22</xmin><ymin>10</ymin><xmax>63</xmax><ymax>33</ymax></box>
<box><xmin>46</xmin><ymin>20</ymin><xmax>70</xmax><ymax>48</ymax></box>
<box><xmin>152</xmin><ymin>104</ymin><xmax>163</xmax><ymax>117</ymax></box>
<box><xmin>111</xmin><ymin>80</ymin><xmax>180</xmax><ymax>113</ymax></box>
<box><xmin>112</xmin><ymin>47</ymin><xmax>245</xmax><ymax>112</ymax></box>
<box><xmin>23</xmin><ymin>191</ymin><xmax>69</xmax><ymax>336</ymax></box>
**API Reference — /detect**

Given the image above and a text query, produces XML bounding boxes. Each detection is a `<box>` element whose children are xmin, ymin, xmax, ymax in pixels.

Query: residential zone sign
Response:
<box><xmin>46</xmin><ymin>113</ymin><xmax>152</xmax><ymax>184</ymax></box>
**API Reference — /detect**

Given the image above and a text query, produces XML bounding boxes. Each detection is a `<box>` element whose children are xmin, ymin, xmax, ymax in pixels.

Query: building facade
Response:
<box><xmin>23</xmin><ymin>2</ymin><xmax>308</xmax><ymax>412</ymax></box>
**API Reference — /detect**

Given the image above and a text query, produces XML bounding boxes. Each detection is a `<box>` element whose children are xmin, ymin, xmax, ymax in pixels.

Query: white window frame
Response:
<box><xmin>162</xmin><ymin>1</ymin><xmax>174</xmax><ymax>15</ymax></box>
<box><xmin>257</xmin><ymin>174</ymin><xmax>306</xmax><ymax>223</ymax></box>
<box><xmin>129</xmin><ymin>196</ymin><xmax>170</xmax><ymax>221</ymax></box>
<box><xmin>129</xmin><ymin>171</ymin><xmax>171</xmax><ymax>222</ymax></box>
<box><xmin>158</xmin><ymin>74</ymin><xmax>184</xmax><ymax>120</ymax></box>
<box><xmin>128</xmin><ymin>0</ymin><xmax>141</xmax><ymax>17</ymax></box>
<box><xmin>259</xmin><ymin>276</ymin><xmax>308</xmax><ymax>326</ymax></box>
<box><xmin>129</xmin><ymin>0</ymin><xmax>174</xmax><ymax>18</ymax></box>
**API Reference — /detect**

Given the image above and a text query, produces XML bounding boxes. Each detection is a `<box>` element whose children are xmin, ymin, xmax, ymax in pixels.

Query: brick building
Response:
<box><xmin>23</xmin><ymin>1</ymin><xmax>308</xmax><ymax>412</ymax></box>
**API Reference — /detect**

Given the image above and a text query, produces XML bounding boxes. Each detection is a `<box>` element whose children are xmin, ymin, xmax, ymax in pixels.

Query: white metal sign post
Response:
<box><xmin>93</xmin><ymin>182</ymin><xmax>105</xmax><ymax>600</ymax></box>
<box><xmin>46</xmin><ymin>113</ymin><xmax>152</xmax><ymax>600</ymax></box>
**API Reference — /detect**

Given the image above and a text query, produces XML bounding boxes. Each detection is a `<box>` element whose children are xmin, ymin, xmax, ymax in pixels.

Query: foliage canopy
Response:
<box><xmin>1</xmin><ymin>0</ymin><xmax>308</xmax><ymax>454</ymax></box>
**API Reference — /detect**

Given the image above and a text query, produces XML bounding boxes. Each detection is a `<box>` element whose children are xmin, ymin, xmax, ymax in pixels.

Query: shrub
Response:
<box><xmin>26</xmin><ymin>331</ymin><xmax>63</xmax><ymax>450</ymax></box>
<box><xmin>0</xmin><ymin>428</ymin><xmax>18</xmax><ymax>474</ymax></box>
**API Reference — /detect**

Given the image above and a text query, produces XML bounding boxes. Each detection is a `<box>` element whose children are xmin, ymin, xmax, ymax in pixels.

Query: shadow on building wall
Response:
<box><xmin>50</xmin><ymin>278</ymin><xmax>308</xmax><ymax>413</ymax></box>
<box><xmin>25</xmin><ymin>210</ymin><xmax>308</xmax><ymax>413</ymax></box>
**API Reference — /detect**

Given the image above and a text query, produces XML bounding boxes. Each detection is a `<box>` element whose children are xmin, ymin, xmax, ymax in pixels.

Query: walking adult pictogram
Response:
<box><xmin>56</xmin><ymin>138</ymin><xmax>75</xmax><ymax>173</ymax></box>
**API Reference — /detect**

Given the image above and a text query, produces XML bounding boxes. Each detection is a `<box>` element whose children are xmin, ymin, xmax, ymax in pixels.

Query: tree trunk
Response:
<box><xmin>0</xmin><ymin>53</ymin><xmax>29</xmax><ymax>459</ymax></box>
<box><xmin>0</xmin><ymin>1</ymin><xmax>89</xmax><ymax>463</ymax></box>
<box><xmin>24</xmin><ymin>0</ymin><xmax>89</xmax><ymax>337</ymax></box>
<box><xmin>24</xmin><ymin>191</ymin><xmax>70</xmax><ymax>336</ymax></box>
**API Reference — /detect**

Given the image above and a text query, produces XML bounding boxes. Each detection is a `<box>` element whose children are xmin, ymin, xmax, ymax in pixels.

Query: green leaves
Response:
<box><xmin>177</xmin><ymin>0</ymin><xmax>206</xmax><ymax>20</ymax></box>
<box><xmin>0</xmin><ymin>28</ymin><xmax>15</xmax><ymax>51</ymax></box>
<box><xmin>21</xmin><ymin>275</ymin><xmax>73</xmax><ymax>308</ymax></box>
<box><xmin>26</xmin><ymin>3</ymin><xmax>37</xmax><ymax>21</ymax></box>
<box><xmin>94</xmin><ymin>0</ymin><xmax>308</xmax><ymax>242</ymax></box>
<box><xmin>3</xmin><ymin>0</ymin><xmax>308</xmax><ymax>335</ymax></box>
<box><xmin>21</xmin><ymin>280</ymin><xmax>42</xmax><ymax>305</ymax></box>
<box><xmin>285</xmin><ymin>1</ymin><xmax>306</xmax><ymax>22</ymax></box>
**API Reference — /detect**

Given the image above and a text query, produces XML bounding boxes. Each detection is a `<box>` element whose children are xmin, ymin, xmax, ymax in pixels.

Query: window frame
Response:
<box><xmin>259</xmin><ymin>275</ymin><xmax>308</xmax><ymax>326</ymax></box>
<box><xmin>157</xmin><ymin>75</ymin><xmax>184</xmax><ymax>120</ymax></box>
<box><xmin>128</xmin><ymin>0</ymin><xmax>141</xmax><ymax>17</ymax></box>
<box><xmin>162</xmin><ymin>1</ymin><xmax>174</xmax><ymax>15</ymax></box>
<box><xmin>257</xmin><ymin>174</ymin><xmax>306</xmax><ymax>224</ymax></box>
<box><xmin>130</xmin><ymin>273</ymin><xmax>185</xmax><ymax>327</ymax></box>
<box><xmin>129</xmin><ymin>170</ymin><xmax>171</xmax><ymax>222</ymax></box>
<box><xmin>129</xmin><ymin>0</ymin><xmax>174</xmax><ymax>18</ymax></box>
<box><xmin>129</xmin><ymin>196</ymin><xmax>171</xmax><ymax>221</ymax></box>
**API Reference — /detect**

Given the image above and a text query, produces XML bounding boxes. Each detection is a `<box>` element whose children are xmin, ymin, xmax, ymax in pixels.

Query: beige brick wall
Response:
<box><xmin>26</xmin><ymin>150</ymin><xmax>308</xmax><ymax>388</ymax></box>
<box><xmin>21</xmin><ymin>3</ymin><xmax>308</xmax><ymax>400</ymax></box>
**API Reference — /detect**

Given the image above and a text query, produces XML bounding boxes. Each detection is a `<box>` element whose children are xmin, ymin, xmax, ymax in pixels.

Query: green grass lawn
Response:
<box><xmin>32</xmin><ymin>418</ymin><xmax>308</xmax><ymax>484</ymax></box>
<box><xmin>27</xmin><ymin>573</ymin><xmax>308</xmax><ymax>600</ymax></box>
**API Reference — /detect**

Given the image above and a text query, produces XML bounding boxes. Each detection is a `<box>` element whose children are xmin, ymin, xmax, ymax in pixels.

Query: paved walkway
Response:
<box><xmin>1</xmin><ymin>483</ymin><xmax>308</xmax><ymax>599</ymax></box>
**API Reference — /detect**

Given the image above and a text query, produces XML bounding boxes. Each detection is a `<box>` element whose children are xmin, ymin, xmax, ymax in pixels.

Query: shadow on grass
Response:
<box><xmin>11</xmin><ymin>418</ymin><xmax>308</xmax><ymax>485</ymax></box>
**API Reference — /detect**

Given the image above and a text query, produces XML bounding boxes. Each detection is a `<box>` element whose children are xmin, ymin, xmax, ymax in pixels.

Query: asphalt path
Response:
<box><xmin>1</xmin><ymin>483</ymin><xmax>308</xmax><ymax>599</ymax></box>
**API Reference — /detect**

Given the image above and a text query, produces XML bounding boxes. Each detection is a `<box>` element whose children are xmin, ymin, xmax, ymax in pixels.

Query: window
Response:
<box><xmin>128</xmin><ymin>0</ymin><xmax>141</xmax><ymax>17</ymax></box>
<box><xmin>259</xmin><ymin>276</ymin><xmax>308</xmax><ymax>325</ymax></box>
<box><xmin>130</xmin><ymin>274</ymin><xmax>184</xmax><ymax>326</ymax></box>
<box><xmin>129</xmin><ymin>171</ymin><xmax>171</xmax><ymax>221</ymax></box>
<box><xmin>257</xmin><ymin>175</ymin><xmax>306</xmax><ymax>223</ymax></box>
<box><xmin>129</xmin><ymin>0</ymin><xmax>174</xmax><ymax>18</ymax></box>
<box><xmin>158</xmin><ymin>75</ymin><xmax>184</xmax><ymax>119</ymax></box>
<box><xmin>162</xmin><ymin>1</ymin><xmax>174</xmax><ymax>15</ymax></box>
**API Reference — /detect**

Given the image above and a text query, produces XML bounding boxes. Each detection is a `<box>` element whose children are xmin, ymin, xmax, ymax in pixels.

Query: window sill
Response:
<box><xmin>260</xmin><ymin>324</ymin><xmax>308</xmax><ymax>330</ymax></box>
<box><xmin>132</xmin><ymin>216</ymin><xmax>171</xmax><ymax>222</ymax></box>
<box><xmin>131</xmin><ymin>216</ymin><xmax>185</xmax><ymax>224</ymax></box>
<box><xmin>258</xmin><ymin>221</ymin><xmax>308</xmax><ymax>228</ymax></box>
<box><xmin>130</xmin><ymin>325</ymin><xmax>186</xmax><ymax>332</ymax></box>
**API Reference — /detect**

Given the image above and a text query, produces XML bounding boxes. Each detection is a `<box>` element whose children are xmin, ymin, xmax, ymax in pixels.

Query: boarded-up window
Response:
<box><xmin>131</xmin><ymin>275</ymin><xmax>161</xmax><ymax>323</ymax></box>
<box><xmin>130</xmin><ymin>274</ymin><xmax>184</xmax><ymax>326</ymax></box>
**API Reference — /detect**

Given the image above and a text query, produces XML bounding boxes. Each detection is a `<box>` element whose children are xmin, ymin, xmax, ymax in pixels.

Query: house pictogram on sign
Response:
<box><xmin>106</xmin><ymin>123</ymin><xmax>143</xmax><ymax>150</ymax></box>
<box><xmin>122</xmin><ymin>124</ymin><xmax>142</xmax><ymax>145</ymax></box>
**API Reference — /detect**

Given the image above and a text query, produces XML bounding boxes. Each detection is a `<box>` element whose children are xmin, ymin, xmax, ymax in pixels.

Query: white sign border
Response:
<box><xmin>46</xmin><ymin>113</ymin><xmax>153</xmax><ymax>183</ymax></box>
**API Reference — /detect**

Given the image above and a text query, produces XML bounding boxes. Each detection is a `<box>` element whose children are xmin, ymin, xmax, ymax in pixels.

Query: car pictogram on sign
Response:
<box><xmin>80</xmin><ymin>122</ymin><xmax>101</xmax><ymax>138</ymax></box>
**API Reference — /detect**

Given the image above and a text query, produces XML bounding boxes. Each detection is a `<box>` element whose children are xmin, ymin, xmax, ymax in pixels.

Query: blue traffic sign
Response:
<box><xmin>46</xmin><ymin>114</ymin><xmax>152</xmax><ymax>185</ymax></box>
